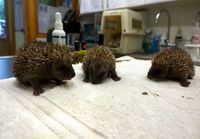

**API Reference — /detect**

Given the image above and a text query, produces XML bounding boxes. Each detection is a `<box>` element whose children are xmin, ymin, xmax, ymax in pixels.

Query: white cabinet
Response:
<box><xmin>125</xmin><ymin>0</ymin><xmax>145</xmax><ymax>7</ymax></box>
<box><xmin>105</xmin><ymin>0</ymin><xmax>128</xmax><ymax>10</ymax></box>
<box><xmin>79</xmin><ymin>0</ymin><xmax>177</xmax><ymax>14</ymax></box>
<box><xmin>80</xmin><ymin>0</ymin><xmax>104</xmax><ymax>14</ymax></box>
<box><xmin>80</xmin><ymin>0</ymin><xmax>146</xmax><ymax>14</ymax></box>
<box><xmin>145</xmin><ymin>0</ymin><xmax>176</xmax><ymax>5</ymax></box>
<box><xmin>106</xmin><ymin>0</ymin><xmax>145</xmax><ymax>10</ymax></box>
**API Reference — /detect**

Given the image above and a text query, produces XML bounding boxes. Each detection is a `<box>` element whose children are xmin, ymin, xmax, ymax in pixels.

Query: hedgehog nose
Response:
<box><xmin>147</xmin><ymin>73</ymin><xmax>152</xmax><ymax>79</ymax></box>
<box><xmin>71</xmin><ymin>71</ymin><xmax>75</xmax><ymax>78</ymax></box>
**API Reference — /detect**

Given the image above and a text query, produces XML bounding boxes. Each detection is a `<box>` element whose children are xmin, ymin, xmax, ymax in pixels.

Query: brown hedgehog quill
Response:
<box><xmin>147</xmin><ymin>48</ymin><xmax>195</xmax><ymax>87</ymax></box>
<box><xmin>13</xmin><ymin>41</ymin><xmax>75</xmax><ymax>95</ymax></box>
<box><xmin>82</xmin><ymin>46</ymin><xmax>121</xmax><ymax>84</ymax></box>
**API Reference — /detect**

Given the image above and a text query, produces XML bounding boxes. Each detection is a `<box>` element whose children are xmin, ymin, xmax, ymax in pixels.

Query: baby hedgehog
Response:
<box><xmin>82</xmin><ymin>46</ymin><xmax>121</xmax><ymax>84</ymax></box>
<box><xmin>147</xmin><ymin>48</ymin><xmax>195</xmax><ymax>87</ymax></box>
<box><xmin>13</xmin><ymin>41</ymin><xmax>75</xmax><ymax>96</ymax></box>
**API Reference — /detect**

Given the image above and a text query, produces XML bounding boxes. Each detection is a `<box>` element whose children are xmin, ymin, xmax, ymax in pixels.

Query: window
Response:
<box><xmin>0</xmin><ymin>0</ymin><xmax>6</xmax><ymax>38</ymax></box>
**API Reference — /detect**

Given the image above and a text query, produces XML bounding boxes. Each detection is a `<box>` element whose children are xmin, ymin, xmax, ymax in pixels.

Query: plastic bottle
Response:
<box><xmin>192</xmin><ymin>22</ymin><xmax>200</xmax><ymax>44</ymax></box>
<box><xmin>151</xmin><ymin>32</ymin><xmax>160</xmax><ymax>53</ymax></box>
<box><xmin>142</xmin><ymin>30</ymin><xmax>153</xmax><ymax>54</ymax></box>
<box><xmin>175</xmin><ymin>28</ymin><xmax>182</xmax><ymax>47</ymax></box>
<box><xmin>52</xmin><ymin>12</ymin><xmax>66</xmax><ymax>45</ymax></box>
<box><xmin>160</xmin><ymin>33</ymin><xmax>166</xmax><ymax>46</ymax></box>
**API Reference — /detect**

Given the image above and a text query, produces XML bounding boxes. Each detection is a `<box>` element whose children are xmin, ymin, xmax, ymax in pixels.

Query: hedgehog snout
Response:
<box><xmin>147</xmin><ymin>68</ymin><xmax>154</xmax><ymax>79</ymax></box>
<box><xmin>65</xmin><ymin>67</ymin><xmax>75</xmax><ymax>80</ymax></box>
<box><xmin>147</xmin><ymin>72</ymin><xmax>156</xmax><ymax>81</ymax></box>
<box><xmin>70</xmin><ymin>69</ymin><xmax>76</xmax><ymax>78</ymax></box>
<box><xmin>147</xmin><ymin>73</ymin><xmax>152</xmax><ymax>79</ymax></box>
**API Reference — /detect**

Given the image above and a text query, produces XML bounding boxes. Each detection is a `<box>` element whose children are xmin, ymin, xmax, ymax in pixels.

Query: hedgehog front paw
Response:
<box><xmin>180</xmin><ymin>81</ymin><xmax>190</xmax><ymax>87</ymax></box>
<box><xmin>110</xmin><ymin>70</ymin><xmax>121</xmax><ymax>81</ymax></box>
<box><xmin>83</xmin><ymin>78</ymin><xmax>90</xmax><ymax>82</ymax></box>
<box><xmin>56</xmin><ymin>80</ymin><xmax>67</xmax><ymax>85</ymax></box>
<box><xmin>113</xmin><ymin>76</ymin><xmax>121</xmax><ymax>81</ymax></box>
<box><xmin>33</xmin><ymin>88</ymin><xmax>44</xmax><ymax>96</ymax></box>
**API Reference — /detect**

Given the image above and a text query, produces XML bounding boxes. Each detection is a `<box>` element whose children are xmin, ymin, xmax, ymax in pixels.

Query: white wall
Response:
<box><xmin>145</xmin><ymin>1</ymin><xmax>200</xmax><ymax>43</ymax></box>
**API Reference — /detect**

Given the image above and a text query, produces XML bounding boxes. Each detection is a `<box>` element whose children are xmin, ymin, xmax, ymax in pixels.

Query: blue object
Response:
<box><xmin>150</xmin><ymin>34</ymin><xmax>160</xmax><ymax>53</ymax></box>
<box><xmin>0</xmin><ymin>56</ymin><xmax>14</xmax><ymax>79</ymax></box>
<box><xmin>65</xmin><ymin>0</ymin><xmax>71</xmax><ymax>8</ymax></box>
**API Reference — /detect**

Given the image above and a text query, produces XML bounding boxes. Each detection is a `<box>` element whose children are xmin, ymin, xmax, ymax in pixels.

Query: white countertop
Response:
<box><xmin>1</xmin><ymin>56</ymin><xmax>200</xmax><ymax>139</ymax></box>
<box><xmin>184</xmin><ymin>44</ymin><xmax>200</xmax><ymax>47</ymax></box>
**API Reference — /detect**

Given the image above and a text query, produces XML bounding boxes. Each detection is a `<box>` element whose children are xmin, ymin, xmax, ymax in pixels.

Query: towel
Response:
<box><xmin>0</xmin><ymin>56</ymin><xmax>200</xmax><ymax>139</ymax></box>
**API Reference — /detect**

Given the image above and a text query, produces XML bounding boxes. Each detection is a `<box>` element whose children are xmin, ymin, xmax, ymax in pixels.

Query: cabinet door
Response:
<box><xmin>126</xmin><ymin>0</ymin><xmax>145</xmax><ymax>7</ymax></box>
<box><xmin>145</xmin><ymin>0</ymin><xmax>176</xmax><ymax>5</ymax></box>
<box><xmin>106</xmin><ymin>0</ymin><xmax>145</xmax><ymax>10</ymax></box>
<box><xmin>106</xmin><ymin>0</ymin><xmax>127</xmax><ymax>10</ymax></box>
<box><xmin>80</xmin><ymin>0</ymin><xmax>104</xmax><ymax>14</ymax></box>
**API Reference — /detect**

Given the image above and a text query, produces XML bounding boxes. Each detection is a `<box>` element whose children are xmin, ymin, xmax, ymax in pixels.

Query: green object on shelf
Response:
<box><xmin>72</xmin><ymin>50</ymin><xmax>87</xmax><ymax>64</ymax></box>
<box><xmin>142</xmin><ymin>42</ymin><xmax>152</xmax><ymax>54</ymax></box>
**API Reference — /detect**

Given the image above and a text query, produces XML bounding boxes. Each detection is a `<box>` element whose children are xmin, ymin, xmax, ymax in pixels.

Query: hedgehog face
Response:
<box><xmin>51</xmin><ymin>62</ymin><xmax>75</xmax><ymax>81</ymax></box>
<box><xmin>147</xmin><ymin>64</ymin><xmax>168</xmax><ymax>81</ymax></box>
<box><xmin>89</xmin><ymin>63</ymin><xmax>109</xmax><ymax>84</ymax></box>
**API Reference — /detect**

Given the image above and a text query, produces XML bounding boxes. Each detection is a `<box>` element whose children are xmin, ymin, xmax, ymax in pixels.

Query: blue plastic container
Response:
<box><xmin>0</xmin><ymin>56</ymin><xmax>14</xmax><ymax>79</ymax></box>
<box><xmin>150</xmin><ymin>34</ymin><xmax>160</xmax><ymax>53</ymax></box>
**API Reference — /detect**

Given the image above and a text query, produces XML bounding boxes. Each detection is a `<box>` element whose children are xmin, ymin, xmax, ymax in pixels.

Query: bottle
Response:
<box><xmin>142</xmin><ymin>29</ymin><xmax>153</xmax><ymax>54</ymax></box>
<box><xmin>160</xmin><ymin>33</ymin><xmax>166</xmax><ymax>46</ymax></box>
<box><xmin>192</xmin><ymin>22</ymin><xmax>200</xmax><ymax>44</ymax></box>
<box><xmin>74</xmin><ymin>40</ymin><xmax>80</xmax><ymax>51</ymax></box>
<box><xmin>175</xmin><ymin>28</ymin><xmax>182</xmax><ymax>47</ymax></box>
<box><xmin>151</xmin><ymin>32</ymin><xmax>160</xmax><ymax>53</ymax></box>
<box><xmin>52</xmin><ymin>12</ymin><xmax>66</xmax><ymax>45</ymax></box>
<box><xmin>81</xmin><ymin>41</ymin><xmax>87</xmax><ymax>50</ymax></box>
